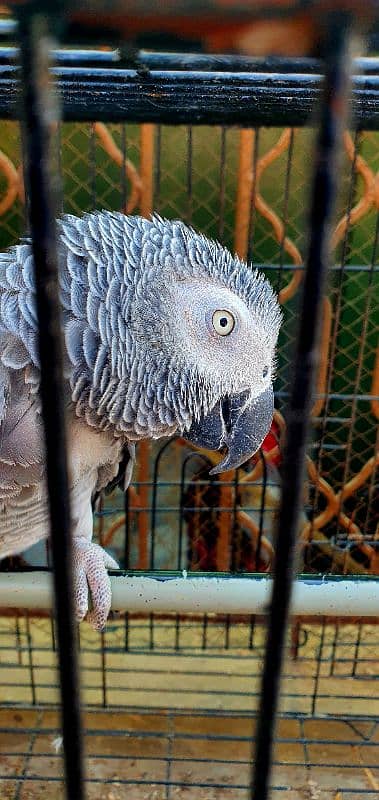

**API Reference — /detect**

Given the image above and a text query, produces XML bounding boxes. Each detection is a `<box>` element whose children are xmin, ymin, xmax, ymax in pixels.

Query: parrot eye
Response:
<box><xmin>262</xmin><ymin>366</ymin><xmax>269</xmax><ymax>378</ymax></box>
<box><xmin>212</xmin><ymin>309</ymin><xmax>235</xmax><ymax>336</ymax></box>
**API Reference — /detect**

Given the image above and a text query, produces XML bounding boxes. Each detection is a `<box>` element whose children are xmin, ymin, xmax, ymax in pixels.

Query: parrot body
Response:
<box><xmin>0</xmin><ymin>211</ymin><xmax>281</xmax><ymax>627</ymax></box>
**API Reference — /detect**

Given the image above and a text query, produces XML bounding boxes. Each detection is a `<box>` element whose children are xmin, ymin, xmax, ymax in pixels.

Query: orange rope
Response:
<box><xmin>139</xmin><ymin>124</ymin><xmax>155</xmax><ymax>218</ymax></box>
<box><xmin>234</xmin><ymin>128</ymin><xmax>304</xmax><ymax>304</ymax></box>
<box><xmin>311</xmin><ymin>297</ymin><xmax>333</xmax><ymax>417</ymax></box>
<box><xmin>234</xmin><ymin>129</ymin><xmax>255</xmax><ymax>260</ymax></box>
<box><xmin>332</xmin><ymin>132</ymin><xmax>376</xmax><ymax>250</ymax></box>
<box><xmin>0</xmin><ymin>149</ymin><xmax>21</xmax><ymax>215</ymax></box>
<box><xmin>134</xmin><ymin>124</ymin><xmax>156</xmax><ymax>569</ymax></box>
<box><xmin>217</xmin><ymin>472</ymin><xmax>234</xmax><ymax>571</ymax></box>
<box><xmin>340</xmin><ymin>453</ymin><xmax>379</xmax><ymax>501</ymax></box>
<box><xmin>236</xmin><ymin>508</ymin><xmax>274</xmax><ymax>565</ymax></box>
<box><xmin>93</xmin><ymin>122</ymin><xmax>142</xmax><ymax>213</ymax></box>
<box><xmin>371</xmin><ymin>346</ymin><xmax>379</xmax><ymax>420</ymax></box>
<box><xmin>301</xmin><ymin>457</ymin><xmax>340</xmax><ymax>543</ymax></box>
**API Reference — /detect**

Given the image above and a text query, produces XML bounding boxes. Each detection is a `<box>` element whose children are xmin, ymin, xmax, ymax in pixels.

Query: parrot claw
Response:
<box><xmin>72</xmin><ymin>539</ymin><xmax>119</xmax><ymax>631</ymax></box>
<box><xmin>124</xmin><ymin>443</ymin><xmax>136</xmax><ymax>490</ymax></box>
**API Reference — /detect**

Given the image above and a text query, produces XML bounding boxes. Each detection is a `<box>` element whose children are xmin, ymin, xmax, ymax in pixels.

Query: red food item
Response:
<box><xmin>261</xmin><ymin>419</ymin><xmax>281</xmax><ymax>466</ymax></box>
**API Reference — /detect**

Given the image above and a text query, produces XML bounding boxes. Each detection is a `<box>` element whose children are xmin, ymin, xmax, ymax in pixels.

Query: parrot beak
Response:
<box><xmin>185</xmin><ymin>386</ymin><xmax>274</xmax><ymax>474</ymax></box>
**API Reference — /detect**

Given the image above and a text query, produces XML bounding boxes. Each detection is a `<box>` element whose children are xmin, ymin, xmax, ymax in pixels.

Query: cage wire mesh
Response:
<box><xmin>0</xmin><ymin>45</ymin><xmax>378</xmax><ymax>800</ymax></box>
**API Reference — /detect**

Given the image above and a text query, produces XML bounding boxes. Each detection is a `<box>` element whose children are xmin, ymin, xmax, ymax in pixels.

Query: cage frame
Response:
<box><xmin>0</xmin><ymin>3</ymin><xmax>378</xmax><ymax>800</ymax></box>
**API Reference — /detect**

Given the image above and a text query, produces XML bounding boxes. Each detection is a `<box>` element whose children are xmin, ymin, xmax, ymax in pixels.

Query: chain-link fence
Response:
<box><xmin>1</xmin><ymin>119</ymin><xmax>376</xmax><ymax>577</ymax></box>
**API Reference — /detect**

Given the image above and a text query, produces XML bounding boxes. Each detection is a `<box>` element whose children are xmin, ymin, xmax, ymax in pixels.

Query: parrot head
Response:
<box><xmin>60</xmin><ymin>212</ymin><xmax>282</xmax><ymax>475</ymax></box>
<box><xmin>122</xmin><ymin>215</ymin><xmax>282</xmax><ymax>473</ymax></box>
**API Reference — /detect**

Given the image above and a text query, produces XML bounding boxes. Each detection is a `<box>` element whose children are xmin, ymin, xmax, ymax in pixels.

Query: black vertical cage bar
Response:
<box><xmin>251</xmin><ymin>16</ymin><xmax>352</xmax><ymax>800</ymax></box>
<box><xmin>17</xmin><ymin>10</ymin><xmax>85</xmax><ymax>800</ymax></box>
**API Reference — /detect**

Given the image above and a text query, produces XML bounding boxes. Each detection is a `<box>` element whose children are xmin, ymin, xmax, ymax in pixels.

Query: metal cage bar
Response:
<box><xmin>16</xmin><ymin>10</ymin><xmax>85</xmax><ymax>800</ymax></box>
<box><xmin>0</xmin><ymin>61</ymin><xmax>378</xmax><ymax>127</ymax></box>
<box><xmin>251</xmin><ymin>15</ymin><xmax>353</xmax><ymax>800</ymax></box>
<box><xmin>0</xmin><ymin>39</ymin><xmax>378</xmax><ymax>73</ymax></box>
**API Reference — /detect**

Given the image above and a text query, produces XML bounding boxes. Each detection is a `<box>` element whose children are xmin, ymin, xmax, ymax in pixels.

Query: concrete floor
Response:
<box><xmin>0</xmin><ymin>708</ymin><xmax>378</xmax><ymax>799</ymax></box>
<box><xmin>0</xmin><ymin>616</ymin><xmax>378</xmax><ymax>799</ymax></box>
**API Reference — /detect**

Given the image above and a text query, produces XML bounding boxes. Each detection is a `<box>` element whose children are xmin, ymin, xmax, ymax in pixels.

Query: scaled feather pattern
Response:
<box><xmin>0</xmin><ymin>212</ymin><xmax>281</xmax><ymax>628</ymax></box>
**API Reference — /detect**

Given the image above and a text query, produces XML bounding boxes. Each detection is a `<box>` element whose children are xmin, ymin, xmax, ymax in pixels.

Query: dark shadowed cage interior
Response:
<box><xmin>0</xmin><ymin>6</ymin><xmax>378</xmax><ymax>800</ymax></box>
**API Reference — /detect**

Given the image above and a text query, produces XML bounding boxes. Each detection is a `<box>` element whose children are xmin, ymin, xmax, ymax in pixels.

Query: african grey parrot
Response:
<box><xmin>0</xmin><ymin>211</ymin><xmax>281</xmax><ymax>628</ymax></box>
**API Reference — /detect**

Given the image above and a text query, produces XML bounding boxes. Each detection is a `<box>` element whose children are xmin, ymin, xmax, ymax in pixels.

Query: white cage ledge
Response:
<box><xmin>0</xmin><ymin>572</ymin><xmax>378</xmax><ymax>617</ymax></box>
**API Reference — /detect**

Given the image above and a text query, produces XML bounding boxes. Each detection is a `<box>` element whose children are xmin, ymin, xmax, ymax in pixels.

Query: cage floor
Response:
<box><xmin>1</xmin><ymin>617</ymin><xmax>378</xmax><ymax>717</ymax></box>
<box><xmin>1</xmin><ymin>617</ymin><xmax>378</xmax><ymax>797</ymax></box>
<box><xmin>0</xmin><ymin>708</ymin><xmax>378</xmax><ymax>799</ymax></box>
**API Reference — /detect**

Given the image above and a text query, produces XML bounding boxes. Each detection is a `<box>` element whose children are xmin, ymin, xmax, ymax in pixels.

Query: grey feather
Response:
<box><xmin>0</xmin><ymin>211</ymin><xmax>281</xmax><ymax>626</ymax></box>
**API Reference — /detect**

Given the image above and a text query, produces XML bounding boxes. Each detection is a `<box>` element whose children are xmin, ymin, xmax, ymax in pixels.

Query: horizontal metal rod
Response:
<box><xmin>0</xmin><ymin>43</ymin><xmax>378</xmax><ymax>74</ymax></box>
<box><xmin>276</xmin><ymin>390</ymin><xmax>378</xmax><ymax>402</ymax></box>
<box><xmin>0</xmin><ymin>64</ymin><xmax>378</xmax><ymax>126</ymax></box>
<box><xmin>262</xmin><ymin>262</ymin><xmax>379</xmax><ymax>272</ymax></box>
<box><xmin>0</xmin><ymin>572</ymin><xmax>378</xmax><ymax>616</ymax></box>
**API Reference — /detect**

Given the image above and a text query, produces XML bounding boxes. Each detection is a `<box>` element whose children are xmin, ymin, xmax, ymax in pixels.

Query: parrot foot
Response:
<box><xmin>72</xmin><ymin>539</ymin><xmax>119</xmax><ymax>631</ymax></box>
